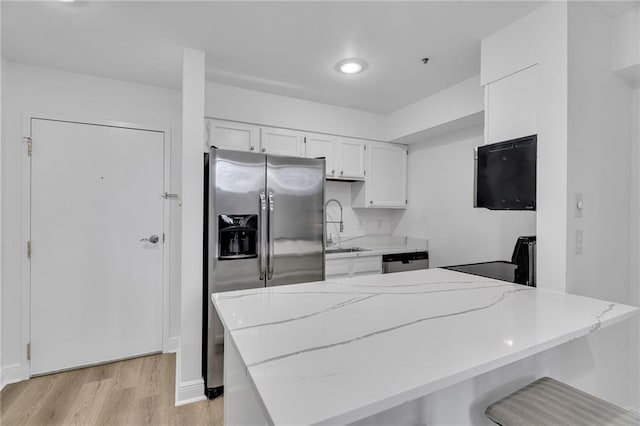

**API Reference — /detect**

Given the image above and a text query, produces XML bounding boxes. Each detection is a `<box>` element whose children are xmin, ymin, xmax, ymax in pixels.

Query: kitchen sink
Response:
<box><xmin>325</xmin><ymin>247</ymin><xmax>370</xmax><ymax>254</ymax></box>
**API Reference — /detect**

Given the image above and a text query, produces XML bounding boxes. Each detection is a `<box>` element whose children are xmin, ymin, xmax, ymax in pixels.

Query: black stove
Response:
<box><xmin>444</xmin><ymin>236</ymin><xmax>536</xmax><ymax>287</ymax></box>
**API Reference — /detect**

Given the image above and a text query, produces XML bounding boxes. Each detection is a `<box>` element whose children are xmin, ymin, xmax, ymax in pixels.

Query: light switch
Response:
<box><xmin>575</xmin><ymin>193</ymin><xmax>583</xmax><ymax>218</ymax></box>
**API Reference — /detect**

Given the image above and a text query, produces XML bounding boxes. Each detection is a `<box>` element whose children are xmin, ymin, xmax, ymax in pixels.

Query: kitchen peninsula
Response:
<box><xmin>212</xmin><ymin>269</ymin><xmax>638</xmax><ymax>425</ymax></box>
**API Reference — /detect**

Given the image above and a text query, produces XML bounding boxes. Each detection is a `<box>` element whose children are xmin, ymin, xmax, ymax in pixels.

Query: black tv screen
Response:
<box><xmin>475</xmin><ymin>135</ymin><xmax>536</xmax><ymax>211</ymax></box>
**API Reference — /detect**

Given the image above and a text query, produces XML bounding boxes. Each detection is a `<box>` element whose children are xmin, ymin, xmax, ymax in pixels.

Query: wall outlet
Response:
<box><xmin>575</xmin><ymin>229</ymin><xmax>583</xmax><ymax>255</ymax></box>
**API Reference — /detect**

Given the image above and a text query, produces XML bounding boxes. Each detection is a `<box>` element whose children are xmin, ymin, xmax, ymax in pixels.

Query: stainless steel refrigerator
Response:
<box><xmin>203</xmin><ymin>148</ymin><xmax>325</xmax><ymax>398</ymax></box>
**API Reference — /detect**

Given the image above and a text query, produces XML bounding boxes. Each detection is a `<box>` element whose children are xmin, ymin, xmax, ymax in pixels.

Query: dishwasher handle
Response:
<box><xmin>382</xmin><ymin>251</ymin><xmax>429</xmax><ymax>274</ymax></box>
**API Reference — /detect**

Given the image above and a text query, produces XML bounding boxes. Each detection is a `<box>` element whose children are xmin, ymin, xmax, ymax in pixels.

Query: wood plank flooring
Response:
<box><xmin>0</xmin><ymin>353</ymin><xmax>223</xmax><ymax>426</ymax></box>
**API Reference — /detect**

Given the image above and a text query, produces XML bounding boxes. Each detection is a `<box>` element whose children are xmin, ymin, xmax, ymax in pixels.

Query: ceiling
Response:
<box><xmin>1</xmin><ymin>1</ymin><xmax>548</xmax><ymax>114</ymax></box>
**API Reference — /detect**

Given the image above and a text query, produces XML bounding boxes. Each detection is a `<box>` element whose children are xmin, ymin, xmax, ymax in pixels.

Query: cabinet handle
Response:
<box><xmin>250</xmin><ymin>146</ymin><xmax>255</xmax><ymax>151</ymax></box>
<box><xmin>369</xmin><ymin>200</ymin><xmax>373</xmax><ymax>204</ymax></box>
<box><xmin>261</xmin><ymin>148</ymin><xmax>266</xmax><ymax>152</ymax></box>
<box><xmin>331</xmin><ymin>170</ymin><xmax>335</xmax><ymax>175</ymax></box>
<box><xmin>340</xmin><ymin>171</ymin><xmax>344</xmax><ymax>175</ymax></box>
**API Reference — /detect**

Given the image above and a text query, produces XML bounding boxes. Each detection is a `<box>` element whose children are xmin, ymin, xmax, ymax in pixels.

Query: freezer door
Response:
<box><xmin>266</xmin><ymin>155</ymin><xmax>325</xmax><ymax>286</ymax></box>
<box><xmin>207</xmin><ymin>148</ymin><xmax>267</xmax><ymax>391</ymax></box>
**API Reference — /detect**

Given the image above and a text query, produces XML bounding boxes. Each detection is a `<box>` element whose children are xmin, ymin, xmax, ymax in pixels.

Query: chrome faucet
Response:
<box><xmin>325</xmin><ymin>198</ymin><xmax>344</xmax><ymax>246</ymax></box>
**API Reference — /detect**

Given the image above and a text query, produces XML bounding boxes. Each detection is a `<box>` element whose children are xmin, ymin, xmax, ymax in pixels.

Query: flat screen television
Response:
<box><xmin>475</xmin><ymin>135</ymin><xmax>536</xmax><ymax>211</ymax></box>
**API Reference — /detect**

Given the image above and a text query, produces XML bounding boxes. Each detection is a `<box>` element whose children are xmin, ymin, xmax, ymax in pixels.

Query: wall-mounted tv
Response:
<box><xmin>475</xmin><ymin>135</ymin><xmax>537</xmax><ymax>211</ymax></box>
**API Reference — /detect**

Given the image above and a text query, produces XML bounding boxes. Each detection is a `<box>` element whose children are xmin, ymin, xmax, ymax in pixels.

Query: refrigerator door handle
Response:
<box><xmin>267</xmin><ymin>192</ymin><xmax>275</xmax><ymax>280</ymax></box>
<box><xmin>259</xmin><ymin>192</ymin><xmax>267</xmax><ymax>280</ymax></box>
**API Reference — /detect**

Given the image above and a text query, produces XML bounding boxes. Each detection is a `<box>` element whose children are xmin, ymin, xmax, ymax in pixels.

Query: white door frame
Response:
<box><xmin>21</xmin><ymin>112</ymin><xmax>173</xmax><ymax>376</ymax></box>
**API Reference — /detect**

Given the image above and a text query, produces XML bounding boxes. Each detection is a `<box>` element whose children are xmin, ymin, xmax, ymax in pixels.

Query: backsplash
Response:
<box><xmin>325</xmin><ymin>181</ymin><xmax>403</xmax><ymax>238</ymax></box>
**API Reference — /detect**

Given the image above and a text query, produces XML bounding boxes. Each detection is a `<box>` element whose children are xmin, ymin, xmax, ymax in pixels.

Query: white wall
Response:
<box><xmin>325</xmin><ymin>181</ymin><xmax>400</xmax><ymax>241</ymax></box>
<box><xmin>481</xmin><ymin>2</ymin><xmax>568</xmax><ymax>292</ymax></box>
<box><xmin>393</xmin><ymin>126</ymin><xmax>536</xmax><ymax>268</ymax></box>
<box><xmin>612</xmin><ymin>7</ymin><xmax>640</xmax><ymax>73</ymax></box>
<box><xmin>0</xmin><ymin>62</ymin><xmax>182</xmax><ymax>384</ymax></box>
<box><xmin>567</xmin><ymin>4</ymin><xmax>637</xmax><ymax>408</ymax></box>
<box><xmin>566</xmin><ymin>2</ymin><xmax>633</xmax><ymax>304</ymax></box>
<box><xmin>632</xmin><ymin>87</ymin><xmax>640</xmax><ymax>411</ymax></box>
<box><xmin>177</xmin><ymin>49</ymin><xmax>206</xmax><ymax>405</ymax></box>
<box><xmin>205</xmin><ymin>82</ymin><xmax>388</xmax><ymax>142</ymax></box>
<box><xmin>386</xmin><ymin>75</ymin><xmax>484</xmax><ymax>143</ymax></box>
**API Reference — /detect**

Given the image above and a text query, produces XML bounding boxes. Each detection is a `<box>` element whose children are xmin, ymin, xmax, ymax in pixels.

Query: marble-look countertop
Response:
<box><xmin>212</xmin><ymin>269</ymin><xmax>638</xmax><ymax>425</ymax></box>
<box><xmin>326</xmin><ymin>234</ymin><xmax>428</xmax><ymax>259</ymax></box>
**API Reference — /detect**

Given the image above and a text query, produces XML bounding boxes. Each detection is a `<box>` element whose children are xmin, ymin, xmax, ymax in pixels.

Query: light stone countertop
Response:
<box><xmin>325</xmin><ymin>234</ymin><xmax>428</xmax><ymax>259</ymax></box>
<box><xmin>212</xmin><ymin>268</ymin><xmax>638</xmax><ymax>425</ymax></box>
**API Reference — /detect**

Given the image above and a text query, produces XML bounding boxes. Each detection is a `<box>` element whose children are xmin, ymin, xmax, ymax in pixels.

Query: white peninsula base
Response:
<box><xmin>214</xmin><ymin>269</ymin><xmax>638</xmax><ymax>425</ymax></box>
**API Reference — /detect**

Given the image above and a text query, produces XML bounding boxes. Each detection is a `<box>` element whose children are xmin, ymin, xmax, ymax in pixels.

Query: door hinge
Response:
<box><xmin>364</xmin><ymin>145</ymin><xmax>367</xmax><ymax>151</ymax></box>
<box><xmin>27</xmin><ymin>240</ymin><xmax>32</xmax><ymax>258</ymax></box>
<box><xmin>304</xmin><ymin>136</ymin><xmax>307</xmax><ymax>144</ymax></box>
<box><xmin>23</xmin><ymin>137</ymin><xmax>32</xmax><ymax>156</ymax></box>
<box><xmin>163</xmin><ymin>233</ymin><xmax>166</xmax><ymax>243</ymax></box>
<box><xmin>364</xmin><ymin>170</ymin><xmax>366</xmax><ymax>176</ymax></box>
<box><xmin>27</xmin><ymin>343</ymin><xmax>31</xmax><ymax>360</ymax></box>
<box><xmin>406</xmin><ymin>199</ymin><xmax>408</xmax><ymax>204</ymax></box>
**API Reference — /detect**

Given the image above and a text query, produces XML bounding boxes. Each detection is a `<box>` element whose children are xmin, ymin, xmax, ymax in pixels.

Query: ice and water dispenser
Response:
<box><xmin>218</xmin><ymin>214</ymin><xmax>258</xmax><ymax>259</ymax></box>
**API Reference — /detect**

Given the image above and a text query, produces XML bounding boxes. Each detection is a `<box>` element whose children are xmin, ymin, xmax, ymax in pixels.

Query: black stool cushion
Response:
<box><xmin>485</xmin><ymin>377</ymin><xmax>640</xmax><ymax>426</ymax></box>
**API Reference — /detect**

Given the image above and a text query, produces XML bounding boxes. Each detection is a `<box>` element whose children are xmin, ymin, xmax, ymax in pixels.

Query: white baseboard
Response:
<box><xmin>174</xmin><ymin>340</ymin><xmax>206</xmax><ymax>406</ymax></box>
<box><xmin>175</xmin><ymin>378</ymin><xmax>207</xmax><ymax>406</ymax></box>
<box><xmin>1</xmin><ymin>363</ymin><xmax>29</xmax><ymax>391</ymax></box>
<box><xmin>165</xmin><ymin>336</ymin><xmax>179</xmax><ymax>353</ymax></box>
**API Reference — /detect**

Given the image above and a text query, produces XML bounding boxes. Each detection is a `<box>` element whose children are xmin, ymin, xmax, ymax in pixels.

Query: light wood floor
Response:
<box><xmin>0</xmin><ymin>353</ymin><xmax>223</xmax><ymax>426</ymax></box>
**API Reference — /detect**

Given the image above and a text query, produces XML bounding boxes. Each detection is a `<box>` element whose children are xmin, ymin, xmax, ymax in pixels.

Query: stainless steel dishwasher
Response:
<box><xmin>382</xmin><ymin>251</ymin><xmax>429</xmax><ymax>273</ymax></box>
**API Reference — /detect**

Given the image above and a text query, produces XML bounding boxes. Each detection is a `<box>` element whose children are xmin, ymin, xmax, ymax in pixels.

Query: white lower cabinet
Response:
<box><xmin>326</xmin><ymin>256</ymin><xmax>382</xmax><ymax>279</ymax></box>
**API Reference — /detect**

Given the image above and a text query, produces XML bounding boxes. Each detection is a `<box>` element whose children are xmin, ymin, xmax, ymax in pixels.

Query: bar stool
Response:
<box><xmin>485</xmin><ymin>377</ymin><xmax>640</xmax><ymax>425</ymax></box>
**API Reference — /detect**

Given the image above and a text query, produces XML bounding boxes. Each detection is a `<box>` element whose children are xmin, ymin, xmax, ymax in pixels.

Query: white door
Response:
<box><xmin>207</xmin><ymin>119</ymin><xmax>259</xmax><ymax>152</ymax></box>
<box><xmin>29</xmin><ymin>119</ymin><xmax>164</xmax><ymax>375</ymax></box>
<box><xmin>260</xmin><ymin>127</ymin><xmax>305</xmax><ymax>157</ymax></box>
<box><xmin>305</xmin><ymin>133</ymin><xmax>336</xmax><ymax>177</ymax></box>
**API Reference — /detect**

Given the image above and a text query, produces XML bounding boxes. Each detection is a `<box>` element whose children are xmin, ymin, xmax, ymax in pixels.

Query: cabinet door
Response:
<box><xmin>338</xmin><ymin>138</ymin><xmax>366</xmax><ymax>179</ymax></box>
<box><xmin>260</xmin><ymin>127</ymin><xmax>305</xmax><ymax>157</ymax></box>
<box><xmin>305</xmin><ymin>133</ymin><xmax>336</xmax><ymax>177</ymax></box>
<box><xmin>485</xmin><ymin>65</ymin><xmax>538</xmax><ymax>144</ymax></box>
<box><xmin>207</xmin><ymin>119</ymin><xmax>259</xmax><ymax>152</ymax></box>
<box><xmin>352</xmin><ymin>256</ymin><xmax>382</xmax><ymax>276</ymax></box>
<box><xmin>368</xmin><ymin>143</ymin><xmax>408</xmax><ymax>208</ymax></box>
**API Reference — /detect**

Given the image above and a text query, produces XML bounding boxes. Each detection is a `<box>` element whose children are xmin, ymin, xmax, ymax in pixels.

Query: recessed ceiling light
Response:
<box><xmin>336</xmin><ymin>59</ymin><xmax>368</xmax><ymax>75</ymax></box>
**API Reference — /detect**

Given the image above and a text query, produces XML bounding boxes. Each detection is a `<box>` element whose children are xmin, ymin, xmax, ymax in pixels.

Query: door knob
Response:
<box><xmin>140</xmin><ymin>234</ymin><xmax>160</xmax><ymax>244</ymax></box>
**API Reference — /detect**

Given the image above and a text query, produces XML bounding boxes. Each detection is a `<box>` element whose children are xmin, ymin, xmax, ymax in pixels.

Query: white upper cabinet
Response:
<box><xmin>305</xmin><ymin>132</ymin><xmax>336</xmax><ymax>177</ymax></box>
<box><xmin>305</xmin><ymin>134</ymin><xmax>365</xmax><ymax>180</ymax></box>
<box><xmin>206</xmin><ymin>120</ymin><xmax>406</xmax><ymax>208</ymax></box>
<box><xmin>260</xmin><ymin>127</ymin><xmax>305</xmax><ymax>157</ymax></box>
<box><xmin>352</xmin><ymin>142</ymin><xmax>408</xmax><ymax>208</ymax></box>
<box><xmin>337</xmin><ymin>138</ymin><xmax>366</xmax><ymax>179</ymax></box>
<box><xmin>207</xmin><ymin>119</ymin><xmax>259</xmax><ymax>152</ymax></box>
